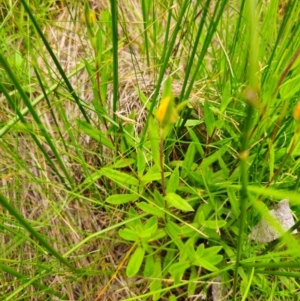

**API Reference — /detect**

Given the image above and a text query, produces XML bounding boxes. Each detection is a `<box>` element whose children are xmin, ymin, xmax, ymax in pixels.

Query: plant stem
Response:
<box><xmin>159</xmin><ymin>134</ymin><xmax>166</xmax><ymax>197</ymax></box>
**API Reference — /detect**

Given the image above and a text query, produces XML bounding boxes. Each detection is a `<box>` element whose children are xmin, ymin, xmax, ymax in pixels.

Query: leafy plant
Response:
<box><xmin>1</xmin><ymin>0</ymin><xmax>300</xmax><ymax>300</ymax></box>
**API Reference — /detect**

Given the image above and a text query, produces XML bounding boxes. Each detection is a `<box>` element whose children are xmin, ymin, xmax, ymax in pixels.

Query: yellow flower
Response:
<box><xmin>293</xmin><ymin>102</ymin><xmax>300</xmax><ymax>122</ymax></box>
<box><xmin>156</xmin><ymin>96</ymin><xmax>178</xmax><ymax>126</ymax></box>
<box><xmin>82</xmin><ymin>9</ymin><xmax>96</xmax><ymax>25</ymax></box>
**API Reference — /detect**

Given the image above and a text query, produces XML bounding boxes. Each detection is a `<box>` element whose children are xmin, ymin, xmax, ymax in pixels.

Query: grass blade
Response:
<box><xmin>0</xmin><ymin>193</ymin><xmax>76</xmax><ymax>271</ymax></box>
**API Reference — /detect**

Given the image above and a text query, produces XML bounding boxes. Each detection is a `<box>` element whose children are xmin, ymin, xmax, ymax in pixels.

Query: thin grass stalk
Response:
<box><xmin>232</xmin><ymin>104</ymin><xmax>254</xmax><ymax>297</ymax></box>
<box><xmin>19</xmin><ymin>0</ymin><xmax>90</xmax><ymax>123</ymax></box>
<box><xmin>250</xmin><ymin>48</ymin><xmax>300</xmax><ymax>142</ymax></box>
<box><xmin>151</xmin><ymin>0</ymin><xmax>158</xmax><ymax>75</ymax></box>
<box><xmin>0</xmin><ymin>263</ymin><xmax>65</xmax><ymax>299</ymax></box>
<box><xmin>232</xmin><ymin>0</ymin><xmax>259</xmax><ymax>298</ymax></box>
<box><xmin>229</xmin><ymin>0</ymin><xmax>246</xmax><ymax>61</ymax></box>
<box><xmin>242</xmin><ymin>261</ymin><xmax>300</xmax><ymax>269</ymax></box>
<box><xmin>241</xmin><ymin>268</ymin><xmax>255</xmax><ymax>301</ymax></box>
<box><xmin>0</xmin><ymin>60</ymin><xmax>87</xmax><ymax>138</ymax></box>
<box><xmin>33</xmin><ymin>67</ymin><xmax>68</xmax><ymax>153</ymax></box>
<box><xmin>263</xmin><ymin>217</ymin><xmax>300</xmax><ymax>254</ymax></box>
<box><xmin>141</xmin><ymin>0</ymin><xmax>150</xmax><ymax>67</ymax></box>
<box><xmin>255</xmin><ymin>271</ymin><xmax>300</xmax><ymax>278</ymax></box>
<box><xmin>0</xmin><ymin>54</ymin><xmax>74</xmax><ymax>189</ymax></box>
<box><xmin>0</xmin><ymin>81</ymin><xmax>69</xmax><ymax>189</ymax></box>
<box><xmin>183</xmin><ymin>0</ymin><xmax>229</xmax><ymax>101</ymax></box>
<box><xmin>261</xmin><ymin>0</ymin><xmax>298</xmax><ymax>85</ymax></box>
<box><xmin>0</xmin><ymin>193</ymin><xmax>76</xmax><ymax>271</ymax></box>
<box><xmin>140</xmin><ymin>0</ymin><xmax>190</xmax><ymax>144</ymax></box>
<box><xmin>110</xmin><ymin>0</ymin><xmax>119</xmax><ymax>151</ymax></box>
<box><xmin>178</xmin><ymin>0</ymin><xmax>210</xmax><ymax>102</ymax></box>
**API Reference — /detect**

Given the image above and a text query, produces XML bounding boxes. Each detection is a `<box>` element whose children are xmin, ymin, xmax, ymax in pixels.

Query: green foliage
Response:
<box><xmin>1</xmin><ymin>0</ymin><xmax>300</xmax><ymax>300</ymax></box>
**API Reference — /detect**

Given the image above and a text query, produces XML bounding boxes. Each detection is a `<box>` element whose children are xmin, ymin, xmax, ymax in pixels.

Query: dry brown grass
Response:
<box><xmin>0</xmin><ymin>1</ymin><xmax>209</xmax><ymax>300</ymax></box>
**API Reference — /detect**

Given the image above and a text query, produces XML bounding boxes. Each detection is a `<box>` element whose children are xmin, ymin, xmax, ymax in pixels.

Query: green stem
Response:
<box><xmin>233</xmin><ymin>104</ymin><xmax>254</xmax><ymax>299</ymax></box>
<box><xmin>159</xmin><ymin>132</ymin><xmax>166</xmax><ymax>197</ymax></box>
<box><xmin>110</xmin><ymin>0</ymin><xmax>119</xmax><ymax>151</ymax></box>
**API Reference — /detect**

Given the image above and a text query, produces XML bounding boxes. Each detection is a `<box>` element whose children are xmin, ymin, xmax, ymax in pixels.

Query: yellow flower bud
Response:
<box><xmin>156</xmin><ymin>96</ymin><xmax>178</xmax><ymax>126</ymax></box>
<box><xmin>82</xmin><ymin>9</ymin><xmax>96</xmax><ymax>25</ymax></box>
<box><xmin>293</xmin><ymin>102</ymin><xmax>300</xmax><ymax>122</ymax></box>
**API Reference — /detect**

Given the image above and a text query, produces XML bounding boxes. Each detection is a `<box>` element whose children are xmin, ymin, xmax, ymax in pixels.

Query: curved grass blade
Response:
<box><xmin>0</xmin><ymin>81</ymin><xmax>70</xmax><ymax>189</ymax></box>
<box><xmin>0</xmin><ymin>54</ymin><xmax>73</xmax><ymax>189</ymax></box>
<box><xmin>19</xmin><ymin>0</ymin><xmax>90</xmax><ymax>123</ymax></box>
<box><xmin>0</xmin><ymin>193</ymin><xmax>76</xmax><ymax>272</ymax></box>
<box><xmin>0</xmin><ymin>263</ymin><xmax>66</xmax><ymax>299</ymax></box>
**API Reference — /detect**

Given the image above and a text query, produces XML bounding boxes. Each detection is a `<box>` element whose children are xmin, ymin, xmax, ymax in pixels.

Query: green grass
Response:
<box><xmin>1</xmin><ymin>0</ymin><xmax>300</xmax><ymax>300</ymax></box>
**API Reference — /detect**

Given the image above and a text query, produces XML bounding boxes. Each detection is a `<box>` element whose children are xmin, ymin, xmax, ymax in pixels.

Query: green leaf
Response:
<box><xmin>162</xmin><ymin>77</ymin><xmax>173</xmax><ymax>99</ymax></box>
<box><xmin>187</xmin><ymin>127</ymin><xmax>204</xmax><ymax>156</ymax></box>
<box><xmin>127</xmin><ymin>207</ymin><xmax>142</xmax><ymax>229</ymax></box>
<box><xmin>136</xmin><ymin>202</ymin><xmax>165</xmax><ymax>218</ymax></box>
<box><xmin>150</xmin><ymin>257</ymin><xmax>162</xmax><ymax>301</ymax></box>
<box><xmin>137</xmin><ymin>88</ymin><xmax>151</xmax><ymax>111</ymax></box>
<box><xmin>153</xmin><ymin>189</ymin><xmax>165</xmax><ymax>207</ymax></box>
<box><xmin>163</xmin><ymin>242</ymin><xmax>176</xmax><ymax>275</ymax></box>
<box><xmin>144</xmin><ymin>254</ymin><xmax>155</xmax><ymax>277</ymax></box>
<box><xmin>196</xmin><ymin>211</ymin><xmax>205</xmax><ymax>224</ymax></box>
<box><xmin>106</xmin><ymin>194</ymin><xmax>139</xmax><ymax>205</ymax></box>
<box><xmin>141</xmin><ymin>216</ymin><xmax>158</xmax><ymax>238</ymax></box>
<box><xmin>126</xmin><ymin>246</ymin><xmax>145</xmax><ymax>277</ymax></box>
<box><xmin>218</xmin><ymin>156</ymin><xmax>229</xmax><ymax>177</ymax></box>
<box><xmin>149</xmin><ymin>229</ymin><xmax>167</xmax><ymax>241</ymax></box>
<box><xmin>194</xmin><ymin>257</ymin><xmax>219</xmax><ymax>272</ymax></box>
<box><xmin>180</xmin><ymin>223</ymin><xmax>201</xmax><ymax>238</ymax></box>
<box><xmin>141</xmin><ymin>172</ymin><xmax>170</xmax><ymax>185</ymax></box>
<box><xmin>220</xmin><ymin>80</ymin><xmax>232</xmax><ymax>113</ymax></box>
<box><xmin>280</xmin><ymin>74</ymin><xmax>300</xmax><ymax>99</ymax></box>
<box><xmin>204</xmin><ymin>100</ymin><xmax>215</xmax><ymax>136</ymax></box>
<box><xmin>194</xmin><ymin>244</ymin><xmax>222</xmax><ymax>271</ymax></box>
<box><xmin>137</xmin><ymin>148</ymin><xmax>146</xmax><ymax>177</ymax></box>
<box><xmin>118</xmin><ymin>229</ymin><xmax>139</xmax><ymax>241</ymax></box>
<box><xmin>199</xmin><ymin>145</ymin><xmax>227</xmax><ymax>169</ymax></box>
<box><xmin>202</xmin><ymin>220</ymin><xmax>227</xmax><ymax>230</ymax></box>
<box><xmin>227</xmin><ymin>187</ymin><xmax>240</xmax><ymax>217</ymax></box>
<box><xmin>85</xmin><ymin>167</ymin><xmax>140</xmax><ymax>187</ymax></box>
<box><xmin>166</xmin><ymin>165</ymin><xmax>179</xmax><ymax>194</ymax></box>
<box><xmin>181</xmin><ymin>238</ymin><xmax>196</xmax><ymax>262</ymax></box>
<box><xmin>102</xmin><ymin>167</ymin><xmax>139</xmax><ymax>186</ymax></box>
<box><xmin>181</xmin><ymin>143</ymin><xmax>195</xmax><ymax>178</ymax></box>
<box><xmin>165</xmin><ymin>192</ymin><xmax>194</xmax><ymax>212</ymax></box>
<box><xmin>111</xmin><ymin>158</ymin><xmax>135</xmax><ymax>168</ymax></box>
<box><xmin>196</xmin><ymin>244</ymin><xmax>204</xmax><ymax>257</ymax></box>
<box><xmin>165</xmin><ymin>222</ymin><xmax>184</xmax><ymax>251</ymax></box>
<box><xmin>188</xmin><ymin>266</ymin><xmax>197</xmax><ymax>297</ymax></box>
<box><xmin>76</xmin><ymin>119</ymin><xmax>114</xmax><ymax>150</ymax></box>
<box><xmin>83</xmin><ymin>169</ymin><xmax>103</xmax><ymax>185</ymax></box>
<box><xmin>169</xmin><ymin>261</ymin><xmax>190</xmax><ymax>284</ymax></box>
<box><xmin>202</xmin><ymin>246</ymin><xmax>223</xmax><ymax>257</ymax></box>
<box><xmin>206</xmin><ymin>254</ymin><xmax>223</xmax><ymax>266</ymax></box>
<box><xmin>184</xmin><ymin>119</ymin><xmax>203</xmax><ymax>126</ymax></box>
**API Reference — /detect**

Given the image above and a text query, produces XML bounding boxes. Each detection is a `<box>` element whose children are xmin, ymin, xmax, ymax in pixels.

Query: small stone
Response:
<box><xmin>249</xmin><ymin>199</ymin><xmax>297</xmax><ymax>244</ymax></box>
